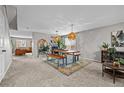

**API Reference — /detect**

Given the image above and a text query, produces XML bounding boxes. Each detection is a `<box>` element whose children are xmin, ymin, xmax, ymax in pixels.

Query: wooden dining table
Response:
<box><xmin>52</xmin><ymin>49</ymin><xmax>79</xmax><ymax>54</ymax></box>
<box><xmin>52</xmin><ymin>49</ymin><xmax>80</xmax><ymax>64</ymax></box>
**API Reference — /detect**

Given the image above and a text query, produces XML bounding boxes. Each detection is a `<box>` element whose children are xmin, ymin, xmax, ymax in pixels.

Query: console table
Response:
<box><xmin>101</xmin><ymin>50</ymin><xmax>124</xmax><ymax>63</ymax></box>
<box><xmin>102</xmin><ymin>62</ymin><xmax>124</xmax><ymax>84</ymax></box>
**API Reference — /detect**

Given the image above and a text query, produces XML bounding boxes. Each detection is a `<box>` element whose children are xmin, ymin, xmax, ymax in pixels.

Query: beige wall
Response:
<box><xmin>78</xmin><ymin>22</ymin><xmax>124</xmax><ymax>62</ymax></box>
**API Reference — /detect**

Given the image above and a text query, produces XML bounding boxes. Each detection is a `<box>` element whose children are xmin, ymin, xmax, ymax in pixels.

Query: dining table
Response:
<box><xmin>52</xmin><ymin>49</ymin><xmax>80</xmax><ymax>64</ymax></box>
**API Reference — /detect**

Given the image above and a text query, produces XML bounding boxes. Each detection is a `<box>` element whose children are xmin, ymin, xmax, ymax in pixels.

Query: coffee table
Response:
<box><xmin>102</xmin><ymin>62</ymin><xmax>124</xmax><ymax>84</ymax></box>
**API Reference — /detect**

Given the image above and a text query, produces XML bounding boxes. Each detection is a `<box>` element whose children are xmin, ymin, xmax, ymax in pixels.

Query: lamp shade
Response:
<box><xmin>68</xmin><ymin>32</ymin><xmax>76</xmax><ymax>40</ymax></box>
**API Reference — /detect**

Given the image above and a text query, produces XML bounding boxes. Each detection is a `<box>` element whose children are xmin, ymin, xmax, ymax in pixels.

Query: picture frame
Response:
<box><xmin>111</xmin><ymin>30</ymin><xmax>124</xmax><ymax>47</ymax></box>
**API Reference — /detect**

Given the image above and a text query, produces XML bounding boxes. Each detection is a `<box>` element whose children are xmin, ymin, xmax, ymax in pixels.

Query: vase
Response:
<box><xmin>113</xmin><ymin>62</ymin><xmax>120</xmax><ymax>68</ymax></box>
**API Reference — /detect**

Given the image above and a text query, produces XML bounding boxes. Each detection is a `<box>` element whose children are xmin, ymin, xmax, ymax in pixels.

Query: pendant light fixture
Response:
<box><xmin>68</xmin><ymin>24</ymin><xmax>76</xmax><ymax>40</ymax></box>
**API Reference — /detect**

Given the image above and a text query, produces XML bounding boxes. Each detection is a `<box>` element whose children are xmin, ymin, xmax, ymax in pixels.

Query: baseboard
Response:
<box><xmin>81</xmin><ymin>57</ymin><xmax>101</xmax><ymax>63</ymax></box>
<box><xmin>0</xmin><ymin>59</ymin><xmax>12</xmax><ymax>83</ymax></box>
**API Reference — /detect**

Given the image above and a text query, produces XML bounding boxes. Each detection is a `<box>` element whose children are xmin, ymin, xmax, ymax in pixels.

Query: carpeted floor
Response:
<box><xmin>0</xmin><ymin>56</ymin><xmax>124</xmax><ymax>87</ymax></box>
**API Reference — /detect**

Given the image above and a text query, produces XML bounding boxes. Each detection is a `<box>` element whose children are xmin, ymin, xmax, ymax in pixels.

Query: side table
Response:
<box><xmin>102</xmin><ymin>62</ymin><xmax>124</xmax><ymax>84</ymax></box>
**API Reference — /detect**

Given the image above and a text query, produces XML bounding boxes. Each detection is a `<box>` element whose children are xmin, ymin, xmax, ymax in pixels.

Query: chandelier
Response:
<box><xmin>68</xmin><ymin>24</ymin><xmax>76</xmax><ymax>40</ymax></box>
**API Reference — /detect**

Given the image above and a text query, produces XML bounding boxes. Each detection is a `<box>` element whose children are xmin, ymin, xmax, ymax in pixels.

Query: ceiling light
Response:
<box><xmin>68</xmin><ymin>24</ymin><xmax>76</xmax><ymax>40</ymax></box>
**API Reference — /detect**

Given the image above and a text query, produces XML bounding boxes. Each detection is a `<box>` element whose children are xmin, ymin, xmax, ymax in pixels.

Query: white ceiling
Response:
<box><xmin>14</xmin><ymin>5</ymin><xmax>124</xmax><ymax>35</ymax></box>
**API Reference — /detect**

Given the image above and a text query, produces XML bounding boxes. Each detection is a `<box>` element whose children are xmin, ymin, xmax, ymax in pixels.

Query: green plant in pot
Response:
<box><xmin>118</xmin><ymin>58</ymin><xmax>124</xmax><ymax>65</ymax></box>
<box><xmin>108</xmin><ymin>47</ymin><xmax>116</xmax><ymax>61</ymax></box>
<box><xmin>42</xmin><ymin>45</ymin><xmax>49</xmax><ymax>52</ymax></box>
<box><xmin>39</xmin><ymin>44</ymin><xmax>49</xmax><ymax>54</ymax></box>
<box><xmin>108</xmin><ymin>47</ymin><xmax>120</xmax><ymax>67</ymax></box>
<box><xmin>101</xmin><ymin>42</ymin><xmax>109</xmax><ymax>50</ymax></box>
<box><xmin>57</xmin><ymin>39</ymin><xmax>66</xmax><ymax>49</ymax></box>
<box><xmin>113</xmin><ymin>58</ymin><xmax>120</xmax><ymax>67</ymax></box>
<box><xmin>113</xmin><ymin>58</ymin><xmax>124</xmax><ymax>67</ymax></box>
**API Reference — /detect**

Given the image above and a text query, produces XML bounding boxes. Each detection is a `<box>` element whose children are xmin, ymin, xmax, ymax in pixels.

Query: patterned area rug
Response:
<box><xmin>45</xmin><ymin>59</ymin><xmax>91</xmax><ymax>76</ymax></box>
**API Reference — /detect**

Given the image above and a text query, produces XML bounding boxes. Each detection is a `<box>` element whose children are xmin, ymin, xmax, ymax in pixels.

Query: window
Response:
<box><xmin>65</xmin><ymin>37</ymin><xmax>76</xmax><ymax>50</ymax></box>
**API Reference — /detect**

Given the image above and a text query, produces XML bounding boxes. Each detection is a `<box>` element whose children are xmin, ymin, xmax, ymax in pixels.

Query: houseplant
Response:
<box><xmin>113</xmin><ymin>58</ymin><xmax>124</xmax><ymax>67</ymax></box>
<box><xmin>118</xmin><ymin>58</ymin><xmax>124</xmax><ymax>65</ymax></box>
<box><xmin>107</xmin><ymin>47</ymin><xmax>120</xmax><ymax>67</ymax></box>
<box><xmin>39</xmin><ymin>44</ymin><xmax>49</xmax><ymax>54</ymax></box>
<box><xmin>101</xmin><ymin>42</ymin><xmax>109</xmax><ymax>50</ymax></box>
<box><xmin>108</xmin><ymin>47</ymin><xmax>116</xmax><ymax>61</ymax></box>
<box><xmin>57</xmin><ymin>39</ymin><xmax>66</xmax><ymax>49</ymax></box>
<box><xmin>113</xmin><ymin>59</ymin><xmax>120</xmax><ymax>67</ymax></box>
<box><xmin>54</xmin><ymin>36</ymin><xmax>66</xmax><ymax>49</ymax></box>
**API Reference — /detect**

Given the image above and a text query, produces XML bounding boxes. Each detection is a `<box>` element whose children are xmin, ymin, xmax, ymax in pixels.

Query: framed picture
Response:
<box><xmin>16</xmin><ymin>40</ymin><xmax>27</xmax><ymax>48</ymax></box>
<box><xmin>111</xmin><ymin>30</ymin><xmax>124</xmax><ymax>47</ymax></box>
<box><xmin>20</xmin><ymin>40</ymin><xmax>26</xmax><ymax>47</ymax></box>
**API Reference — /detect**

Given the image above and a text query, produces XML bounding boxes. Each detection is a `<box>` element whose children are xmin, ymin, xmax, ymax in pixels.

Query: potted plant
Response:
<box><xmin>118</xmin><ymin>58</ymin><xmax>124</xmax><ymax>65</ymax></box>
<box><xmin>107</xmin><ymin>47</ymin><xmax>120</xmax><ymax>67</ymax></box>
<box><xmin>113</xmin><ymin>58</ymin><xmax>124</xmax><ymax>67</ymax></box>
<box><xmin>57</xmin><ymin>39</ymin><xmax>66</xmax><ymax>49</ymax></box>
<box><xmin>113</xmin><ymin>58</ymin><xmax>120</xmax><ymax>68</ymax></box>
<box><xmin>39</xmin><ymin>44</ymin><xmax>49</xmax><ymax>54</ymax></box>
<box><xmin>108</xmin><ymin>47</ymin><xmax>116</xmax><ymax>61</ymax></box>
<box><xmin>54</xmin><ymin>36</ymin><xmax>66</xmax><ymax>49</ymax></box>
<box><xmin>101</xmin><ymin>42</ymin><xmax>109</xmax><ymax>51</ymax></box>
